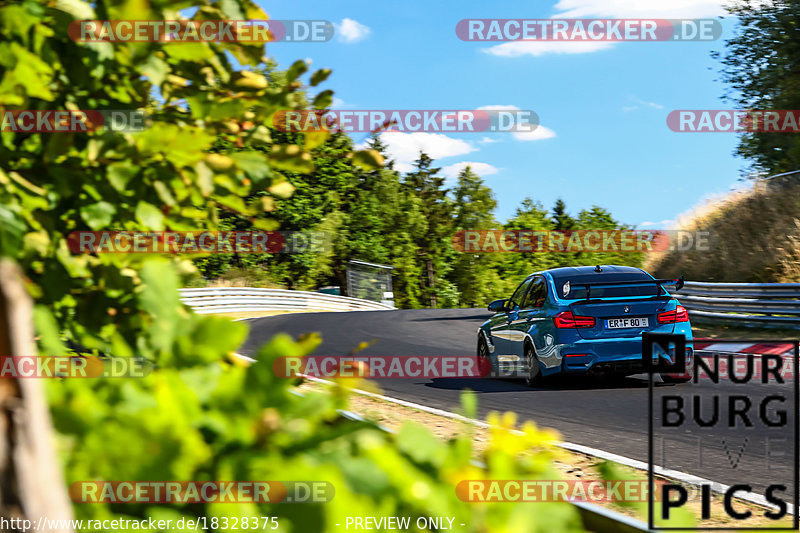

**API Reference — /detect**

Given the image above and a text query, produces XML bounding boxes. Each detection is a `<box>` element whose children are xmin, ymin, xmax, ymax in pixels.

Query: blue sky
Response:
<box><xmin>259</xmin><ymin>0</ymin><xmax>747</xmax><ymax>229</ymax></box>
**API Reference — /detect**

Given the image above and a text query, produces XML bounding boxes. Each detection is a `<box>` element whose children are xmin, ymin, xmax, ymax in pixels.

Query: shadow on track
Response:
<box><xmin>423</xmin><ymin>375</ymin><xmax>676</xmax><ymax>392</ymax></box>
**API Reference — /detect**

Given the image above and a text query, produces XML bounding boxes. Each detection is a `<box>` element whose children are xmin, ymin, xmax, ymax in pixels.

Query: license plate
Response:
<box><xmin>606</xmin><ymin>317</ymin><xmax>649</xmax><ymax>329</ymax></box>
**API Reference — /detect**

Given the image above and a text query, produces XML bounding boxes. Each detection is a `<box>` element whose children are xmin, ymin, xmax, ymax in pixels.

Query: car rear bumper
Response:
<box><xmin>561</xmin><ymin>337</ymin><xmax>694</xmax><ymax>376</ymax></box>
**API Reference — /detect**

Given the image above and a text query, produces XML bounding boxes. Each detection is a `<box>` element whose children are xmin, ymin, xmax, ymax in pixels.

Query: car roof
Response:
<box><xmin>533</xmin><ymin>265</ymin><xmax>649</xmax><ymax>278</ymax></box>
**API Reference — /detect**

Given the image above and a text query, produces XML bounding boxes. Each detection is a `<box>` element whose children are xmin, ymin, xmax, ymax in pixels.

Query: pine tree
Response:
<box><xmin>365</xmin><ymin>133</ymin><xmax>394</xmax><ymax>170</ymax></box>
<box><xmin>449</xmin><ymin>166</ymin><xmax>499</xmax><ymax>307</ymax></box>
<box><xmin>404</xmin><ymin>153</ymin><xmax>455</xmax><ymax>308</ymax></box>
<box><xmin>551</xmin><ymin>198</ymin><xmax>576</xmax><ymax>231</ymax></box>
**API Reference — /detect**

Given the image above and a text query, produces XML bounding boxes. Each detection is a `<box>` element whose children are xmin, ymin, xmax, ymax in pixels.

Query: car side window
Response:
<box><xmin>529</xmin><ymin>277</ymin><xmax>548</xmax><ymax>308</ymax></box>
<box><xmin>521</xmin><ymin>276</ymin><xmax>546</xmax><ymax>309</ymax></box>
<box><xmin>508</xmin><ymin>278</ymin><xmax>533</xmax><ymax>309</ymax></box>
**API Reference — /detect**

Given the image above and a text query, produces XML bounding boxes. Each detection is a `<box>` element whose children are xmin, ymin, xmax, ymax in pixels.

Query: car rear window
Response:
<box><xmin>551</xmin><ymin>272</ymin><xmax>663</xmax><ymax>300</ymax></box>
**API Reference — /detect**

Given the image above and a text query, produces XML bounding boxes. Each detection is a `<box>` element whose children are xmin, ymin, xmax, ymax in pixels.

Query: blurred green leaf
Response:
<box><xmin>33</xmin><ymin>306</ymin><xmax>67</xmax><ymax>356</ymax></box>
<box><xmin>310</xmin><ymin>68</ymin><xmax>332</xmax><ymax>86</ymax></box>
<box><xmin>312</xmin><ymin>89</ymin><xmax>334</xmax><ymax>109</ymax></box>
<box><xmin>269</xmin><ymin>145</ymin><xmax>313</xmax><ymax>173</ymax></box>
<box><xmin>230</xmin><ymin>151</ymin><xmax>272</xmax><ymax>184</ymax></box>
<box><xmin>107</xmin><ymin>162</ymin><xmax>139</xmax><ymax>192</ymax></box>
<box><xmin>461</xmin><ymin>388</ymin><xmax>477</xmax><ymax>419</ymax></box>
<box><xmin>286</xmin><ymin>59</ymin><xmax>308</xmax><ymax>82</ymax></box>
<box><xmin>135</xmin><ymin>202</ymin><xmax>165</xmax><ymax>230</ymax></box>
<box><xmin>81</xmin><ymin>202</ymin><xmax>115</xmax><ymax>230</ymax></box>
<box><xmin>351</xmin><ymin>149</ymin><xmax>384</xmax><ymax>170</ymax></box>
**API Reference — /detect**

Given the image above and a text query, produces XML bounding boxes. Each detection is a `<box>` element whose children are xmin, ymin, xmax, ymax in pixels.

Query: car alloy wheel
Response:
<box><xmin>524</xmin><ymin>343</ymin><xmax>540</xmax><ymax>387</ymax></box>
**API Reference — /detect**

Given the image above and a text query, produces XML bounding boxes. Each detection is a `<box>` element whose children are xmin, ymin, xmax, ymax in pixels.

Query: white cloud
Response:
<box><xmin>484</xmin><ymin>40</ymin><xmax>614</xmax><ymax>57</ymax></box>
<box><xmin>379</xmin><ymin>132</ymin><xmax>477</xmax><ymax>172</ymax></box>
<box><xmin>478</xmin><ymin>136</ymin><xmax>500</xmax><ymax>144</ymax></box>
<box><xmin>639</xmin><ymin>100</ymin><xmax>663</xmax><ymax>109</ymax></box>
<box><xmin>512</xmin><ymin>125</ymin><xmax>557</xmax><ymax>141</ymax></box>
<box><xmin>482</xmin><ymin>0</ymin><xmax>727</xmax><ymax>57</ymax></box>
<box><xmin>331</xmin><ymin>97</ymin><xmax>356</xmax><ymax>109</ymax></box>
<box><xmin>639</xmin><ymin>219</ymin><xmax>676</xmax><ymax>229</ymax></box>
<box><xmin>623</xmin><ymin>96</ymin><xmax>664</xmax><ymax>112</ymax></box>
<box><xmin>476</xmin><ymin>105</ymin><xmax>523</xmax><ymax>112</ymax></box>
<box><xmin>552</xmin><ymin>0</ymin><xmax>726</xmax><ymax>18</ymax></box>
<box><xmin>441</xmin><ymin>161</ymin><xmax>500</xmax><ymax>180</ymax></box>
<box><xmin>336</xmin><ymin>18</ymin><xmax>371</xmax><ymax>43</ymax></box>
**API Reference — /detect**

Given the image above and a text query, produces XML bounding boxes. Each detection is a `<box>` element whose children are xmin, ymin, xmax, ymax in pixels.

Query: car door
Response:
<box><xmin>525</xmin><ymin>277</ymin><xmax>560</xmax><ymax>368</ymax></box>
<box><xmin>506</xmin><ymin>275</ymin><xmax>546</xmax><ymax>359</ymax></box>
<box><xmin>489</xmin><ymin>277</ymin><xmax>533</xmax><ymax>357</ymax></box>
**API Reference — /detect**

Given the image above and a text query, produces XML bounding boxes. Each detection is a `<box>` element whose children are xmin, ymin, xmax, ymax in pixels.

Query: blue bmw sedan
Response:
<box><xmin>477</xmin><ymin>265</ymin><xmax>693</xmax><ymax>385</ymax></box>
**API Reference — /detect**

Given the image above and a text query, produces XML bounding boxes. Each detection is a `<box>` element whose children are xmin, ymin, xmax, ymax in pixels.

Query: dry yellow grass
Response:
<box><xmin>646</xmin><ymin>179</ymin><xmax>800</xmax><ymax>282</ymax></box>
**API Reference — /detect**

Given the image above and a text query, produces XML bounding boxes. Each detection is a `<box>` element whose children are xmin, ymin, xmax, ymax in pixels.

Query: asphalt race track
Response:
<box><xmin>239</xmin><ymin>308</ymin><xmax>798</xmax><ymax>507</ymax></box>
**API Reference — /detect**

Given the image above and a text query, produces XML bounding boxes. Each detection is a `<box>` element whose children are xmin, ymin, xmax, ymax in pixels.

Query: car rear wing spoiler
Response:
<box><xmin>563</xmin><ymin>276</ymin><xmax>684</xmax><ymax>300</ymax></box>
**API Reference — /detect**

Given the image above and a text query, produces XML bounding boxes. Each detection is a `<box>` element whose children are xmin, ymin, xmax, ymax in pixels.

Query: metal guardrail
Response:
<box><xmin>761</xmin><ymin>169</ymin><xmax>800</xmax><ymax>189</ymax></box>
<box><xmin>179</xmin><ymin>287</ymin><xmax>396</xmax><ymax>314</ymax></box>
<box><xmin>672</xmin><ymin>281</ymin><xmax>800</xmax><ymax>327</ymax></box>
<box><xmin>181</xmin><ymin>282</ymin><xmax>800</xmax><ymax>325</ymax></box>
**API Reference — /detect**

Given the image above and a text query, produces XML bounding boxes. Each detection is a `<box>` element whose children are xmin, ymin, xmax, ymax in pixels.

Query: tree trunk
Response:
<box><xmin>0</xmin><ymin>260</ymin><xmax>74</xmax><ymax>532</ymax></box>
<box><xmin>426</xmin><ymin>259</ymin><xmax>436</xmax><ymax>308</ymax></box>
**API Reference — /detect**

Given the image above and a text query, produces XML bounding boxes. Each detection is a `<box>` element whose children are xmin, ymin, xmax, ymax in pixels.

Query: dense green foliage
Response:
<box><xmin>715</xmin><ymin>0</ymin><xmax>800</xmax><ymax>176</ymax></box>
<box><xmin>194</xmin><ymin>132</ymin><xmax>645</xmax><ymax>308</ymax></box>
<box><xmin>0</xmin><ymin>0</ymin><xmax>387</xmax><ymax>354</ymax></box>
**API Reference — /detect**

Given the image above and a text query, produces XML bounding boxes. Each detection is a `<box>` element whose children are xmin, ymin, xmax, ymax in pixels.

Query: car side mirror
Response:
<box><xmin>488</xmin><ymin>299</ymin><xmax>508</xmax><ymax>313</ymax></box>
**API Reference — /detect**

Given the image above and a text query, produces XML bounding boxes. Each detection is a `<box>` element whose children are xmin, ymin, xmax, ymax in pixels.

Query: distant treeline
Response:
<box><xmin>195</xmin><ymin>130</ymin><xmax>644</xmax><ymax>308</ymax></box>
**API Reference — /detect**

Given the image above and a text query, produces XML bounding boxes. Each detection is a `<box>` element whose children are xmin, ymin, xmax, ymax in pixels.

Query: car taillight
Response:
<box><xmin>554</xmin><ymin>311</ymin><xmax>596</xmax><ymax>328</ymax></box>
<box><xmin>657</xmin><ymin>305</ymin><xmax>689</xmax><ymax>324</ymax></box>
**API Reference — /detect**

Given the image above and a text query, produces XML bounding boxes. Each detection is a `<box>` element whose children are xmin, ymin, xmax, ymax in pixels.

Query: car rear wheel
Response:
<box><xmin>477</xmin><ymin>337</ymin><xmax>493</xmax><ymax>377</ymax></box>
<box><xmin>524</xmin><ymin>343</ymin><xmax>541</xmax><ymax>387</ymax></box>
